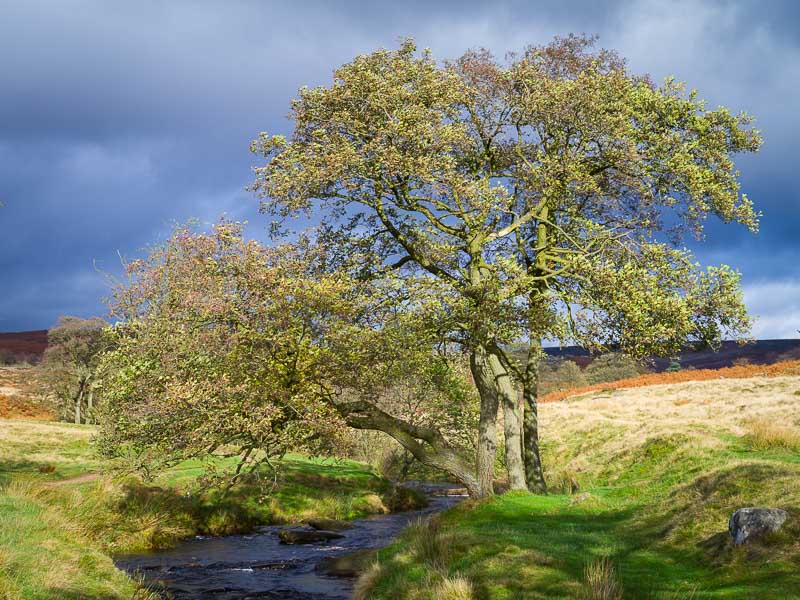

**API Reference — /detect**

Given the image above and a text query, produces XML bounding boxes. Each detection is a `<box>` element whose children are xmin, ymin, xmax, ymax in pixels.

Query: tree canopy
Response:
<box><xmin>251</xmin><ymin>35</ymin><xmax>761</xmax><ymax>494</ymax></box>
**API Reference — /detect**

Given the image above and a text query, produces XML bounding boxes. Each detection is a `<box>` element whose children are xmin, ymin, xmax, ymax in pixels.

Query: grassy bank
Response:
<box><xmin>360</xmin><ymin>375</ymin><xmax>800</xmax><ymax>599</ymax></box>
<box><xmin>0</xmin><ymin>419</ymin><xmax>401</xmax><ymax>599</ymax></box>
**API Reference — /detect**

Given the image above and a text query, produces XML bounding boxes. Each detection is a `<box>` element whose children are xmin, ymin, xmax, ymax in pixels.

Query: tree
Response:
<box><xmin>251</xmin><ymin>36</ymin><xmax>760</xmax><ymax>495</ymax></box>
<box><xmin>41</xmin><ymin>316</ymin><xmax>109</xmax><ymax>424</ymax></box>
<box><xmin>98</xmin><ymin>222</ymin><xmax>481</xmax><ymax>490</ymax></box>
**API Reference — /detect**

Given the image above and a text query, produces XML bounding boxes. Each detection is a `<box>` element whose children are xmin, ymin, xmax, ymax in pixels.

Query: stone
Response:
<box><xmin>431</xmin><ymin>487</ymin><xmax>468</xmax><ymax>497</ymax></box>
<box><xmin>278</xmin><ymin>528</ymin><xmax>344</xmax><ymax>544</ymax></box>
<box><xmin>315</xmin><ymin>549</ymin><xmax>377</xmax><ymax>577</ymax></box>
<box><xmin>307</xmin><ymin>518</ymin><xmax>353</xmax><ymax>531</ymax></box>
<box><xmin>569</xmin><ymin>492</ymin><xmax>592</xmax><ymax>505</ymax></box>
<box><xmin>729</xmin><ymin>507</ymin><xmax>787</xmax><ymax>545</ymax></box>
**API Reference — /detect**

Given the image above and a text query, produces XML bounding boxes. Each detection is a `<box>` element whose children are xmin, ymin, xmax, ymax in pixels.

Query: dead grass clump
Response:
<box><xmin>581</xmin><ymin>557</ymin><xmax>624</xmax><ymax>600</ymax></box>
<box><xmin>404</xmin><ymin>516</ymin><xmax>451</xmax><ymax>569</ymax></box>
<box><xmin>743</xmin><ymin>417</ymin><xmax>800</xmax><ymax>451</ymax></box>
<box><xmin>432</xmin><ymin>574</ymin><xmax>474</xmax><ymax>599</ymax></box>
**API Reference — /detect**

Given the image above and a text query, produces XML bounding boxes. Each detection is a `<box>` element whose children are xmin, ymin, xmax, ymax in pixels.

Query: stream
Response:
<box><xmin>116</xmin><ymin>485</ymin><xmax>465</xmax><ymax>599</ymax></box>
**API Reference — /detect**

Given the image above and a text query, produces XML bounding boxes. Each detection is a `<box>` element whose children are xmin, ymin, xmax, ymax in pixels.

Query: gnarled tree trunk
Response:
<box><xmin>337</xmin><ymin>399</ymin><xmax>484</xmax><ymax>498</ymax></box>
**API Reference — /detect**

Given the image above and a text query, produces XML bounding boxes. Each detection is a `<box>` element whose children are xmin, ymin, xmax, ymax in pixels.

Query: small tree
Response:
<box><xmin>40</xmin><ymin>316</ymin><xmax>109</xmax><ymax>424</ymax></box>
<box><xmin>98</xmin><ymin>222</ymin><xmax>480</xmax><ymax>489</ymax></box>
<box><xmin>252</xmin><ymin>36</ymin><xmax>760</xmax><ymax>495</ymax></box>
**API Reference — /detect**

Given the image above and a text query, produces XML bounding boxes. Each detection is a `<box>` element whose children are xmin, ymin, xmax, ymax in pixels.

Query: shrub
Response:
<box><xmin>538</xmin><ymin>358</ymin><xmax>587</xmax><ymax>395</ymax></box>
<box><xmin>585</xmin><ymin>353</ymin><xmax>646</xmax><ymax>384</ymax></box>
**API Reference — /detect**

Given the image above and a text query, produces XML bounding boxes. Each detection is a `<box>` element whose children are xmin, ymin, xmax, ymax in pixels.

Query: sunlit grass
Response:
<box><xmin>363</xmin><ymin>375</ymin><xmax>800</xmax><ymax>599</ymax></box>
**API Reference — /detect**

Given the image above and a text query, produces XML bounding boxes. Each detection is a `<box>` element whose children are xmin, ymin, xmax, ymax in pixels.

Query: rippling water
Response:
<box><xmin>116</xmin><ymin>487</ymin><xmax>464</xmax><ymax>599</ymax></box>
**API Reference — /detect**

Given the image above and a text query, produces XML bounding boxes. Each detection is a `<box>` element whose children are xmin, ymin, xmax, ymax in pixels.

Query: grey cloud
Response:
<box><xmin>0</xmin><ymin>0</ymin><xmax>797</xmax><ymax>332</ymax></box>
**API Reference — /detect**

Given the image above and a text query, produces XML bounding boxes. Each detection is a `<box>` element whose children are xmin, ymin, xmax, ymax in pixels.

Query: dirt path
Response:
<box><xmin>44</xmin><ymin>472</ymin><xmax>101</xmax><ymax>487</ymax></box>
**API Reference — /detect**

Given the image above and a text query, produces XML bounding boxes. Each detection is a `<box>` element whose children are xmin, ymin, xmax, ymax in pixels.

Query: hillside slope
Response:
<box><xmin>0</xmin><ymin>330</ymin><xmax>47</xmax><ymax>363</ymax></box>
<box><xmin>362</xmin><ymin>375</ymin><xmax>800</xmax><ymax>599</ymax></box>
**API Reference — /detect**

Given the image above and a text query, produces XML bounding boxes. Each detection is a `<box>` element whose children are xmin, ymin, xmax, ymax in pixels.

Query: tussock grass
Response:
<box><xmin>580</xmin><ymin>557</ymin><xmax>623</xmax><ymax>600</ymax></box>
<box><xmin>742</xmin><ymin>417</ymin><xmax>800</xmax><ymax>451</ymax></box>
<box><xmin>433</xmin><ymin>574</ymin><xmax>474</xmax><ymax>599</ymax></box>
<box><xmin>405</xmin><ymin>516</ymin><xmax>450</xmax><ymax>569</ymax></box>
<box><xmin>353</xmin><ymin>561</ymin><xmax>384</xmax><ymax>600</ymax></box>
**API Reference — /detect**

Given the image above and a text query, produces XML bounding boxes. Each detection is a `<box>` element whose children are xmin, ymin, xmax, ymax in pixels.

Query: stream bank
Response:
<box><xmin>116</xmin><ymin>485</ymin><xmax>465</xmax><ymax>599</ymax></box>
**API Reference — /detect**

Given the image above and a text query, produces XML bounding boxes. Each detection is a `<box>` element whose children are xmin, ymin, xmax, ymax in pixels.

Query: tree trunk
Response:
<box><xmin>74</xmin><ymin>384</ymin><xmax>84</xmax><ymax>425</ymax></box>
<box><xmin>487</xmin><ymin>353</ymin><xmax>526</xmax><ymax>491</ymax></box>
<box><xmin>337</xmin><ymin>399</ymin><xmax>484</xmax><ymax>498</ymax></box>
<box><xmin>86</xmin><ymin>389</ymin><xmax>94</xmax><ymax>425</ymax></box>
<box><xmin>522</xmin><ymin>342</ymin><xmax>547</xmax><ymax>492</ymax></box>
<box><xmin>470</xmin><ymin>347</ymin><xmax>500</xmax><ymax>497</ymax></box>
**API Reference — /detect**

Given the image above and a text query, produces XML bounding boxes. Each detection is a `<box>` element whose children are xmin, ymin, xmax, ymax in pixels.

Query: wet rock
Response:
<box><xmin>431</xmin><ymin>487</ymin><xmax>468</xmax><ymax>497</ymax></box>
<box><xmin>315</xmin><ymin>549</ymin><xmax>377</xmax><ymax>577</ymax></box>
<box><xmin>386</xmin><ymin>486</ymin><xmax>429</xmax><ymax>511</ymax></box>
<box><xmin>729</xmin><ymin>507</ymin><xmax>787</xmax><ymax>545</ymax></box>
<box><xmin>277</xmin><ymin>528</ymin><xmax>344</xmax><ymax>544</ymax></box>
<box><xmin>307</xmin><ymin>518</ymin><xmax>353</xmax><ymax>531</ymax></box>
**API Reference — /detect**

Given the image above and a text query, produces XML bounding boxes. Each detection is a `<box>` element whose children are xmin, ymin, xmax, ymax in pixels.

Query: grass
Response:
<box><xmin>0</xmin><ymin>419</ymin><xmax>398</xmax><ymax>599</ymax></box>
<box><xmin>741</xmin><ymin>417</ymin><xmax>800</xmax><ymax>451</ymax></box>
<box><xmin>581</xmin><ymin>557</ymin><xmax>623</xmax><ymax>600</ymax></box>
<box><xmin>540</xmin><ymin>359</ymin><xmax>800</xmax><ymax>404</ymax></box>
<box><xmin>362</xmin><ymin>375</ymin><xmax>800</xmax><ymax>599</ymax></box>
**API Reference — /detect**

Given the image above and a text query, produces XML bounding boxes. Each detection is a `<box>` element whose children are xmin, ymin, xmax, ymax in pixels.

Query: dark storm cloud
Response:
<box><xmin>0</xmin><ymin>0</ymin><xmax>798</xmax><ymax>337</ymax></box>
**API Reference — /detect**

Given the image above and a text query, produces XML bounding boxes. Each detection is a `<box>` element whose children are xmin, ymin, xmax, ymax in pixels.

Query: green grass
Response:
<box><xmin>0</xmin><ymin>419</ymin><xmax>396</xmax><ymax>599</ymax></box>
<box><xmin>362</xmin><ymin>379</ymin><xmax>800</xmax><ymax>599</ymax></box>
<box><xmin>0</xmin><ymin>482</ymin><xmax>156</xmax><ymax>600</ymax></box>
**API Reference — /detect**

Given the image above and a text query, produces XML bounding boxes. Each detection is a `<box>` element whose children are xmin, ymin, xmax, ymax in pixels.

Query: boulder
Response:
<box><xmin>315</xmin><ymin>548</ymin><xmax>377</xmax><ymax>577</ymax></box>
<box><xmin>278</xmin><ymin>528</ymin><xmax>344</xmax><ymax>544</ymax></box>
<box><xmin>729</xmin><ymin>507</ymin><xmax>787</xmax><ymax>545</ymax></box>
<box><xmin>307</xmin><ymin>518</ymin><xmax>353</xmax><ymax>532</ymax></box>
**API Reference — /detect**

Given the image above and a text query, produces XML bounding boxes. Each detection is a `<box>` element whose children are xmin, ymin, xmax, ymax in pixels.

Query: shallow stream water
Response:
<box><xmin>116</xmin><ymin>485</ymin><xmax>464</xmax><ymax>599</ymax></box>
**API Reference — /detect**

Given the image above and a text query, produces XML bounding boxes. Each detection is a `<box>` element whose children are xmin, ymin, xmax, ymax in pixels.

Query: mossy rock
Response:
<box><xmin>307</xmin><ymin>517</ymin><xmax>353</xmax><ymax>531</ymax></box>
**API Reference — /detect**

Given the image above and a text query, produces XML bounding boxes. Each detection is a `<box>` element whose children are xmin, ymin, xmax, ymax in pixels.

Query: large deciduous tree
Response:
<box><xmin>251</xmin><ymin>36</ymin><xmax>760</xmax><ymax>496</ymax></box>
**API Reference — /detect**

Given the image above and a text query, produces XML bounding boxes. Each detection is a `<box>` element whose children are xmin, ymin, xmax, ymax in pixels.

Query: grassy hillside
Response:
<box><xmin>360</xmin><ymin>375</ymin><xmax>800</xmax><ymax>600</ymax></box>
<box><xmin>0</xmin><ymin>419</ymin><xmax>396</xmax><ymax>599</ymax></box>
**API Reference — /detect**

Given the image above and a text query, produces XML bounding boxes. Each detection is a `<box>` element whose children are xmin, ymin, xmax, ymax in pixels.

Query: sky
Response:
<box><xmin>0</xmin><ymin>0</ymin><xmax>798</xmax><ymax>338</ymax></box>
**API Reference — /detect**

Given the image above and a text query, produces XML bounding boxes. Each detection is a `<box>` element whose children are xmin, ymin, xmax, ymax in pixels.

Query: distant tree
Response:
<box><xmin>40</xmin><ymin>316</ymin><xmax>109</xmax><ymax>424</ymax></box>
<box><xmin>251</xmin><ymin>36</ymin><xmax>760</xmax><ymax>494</ymax></box>
<box><xmin>584</xmin><ymin>353</ymin><xmax>646</xmax><ymax>385</ymax></box>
